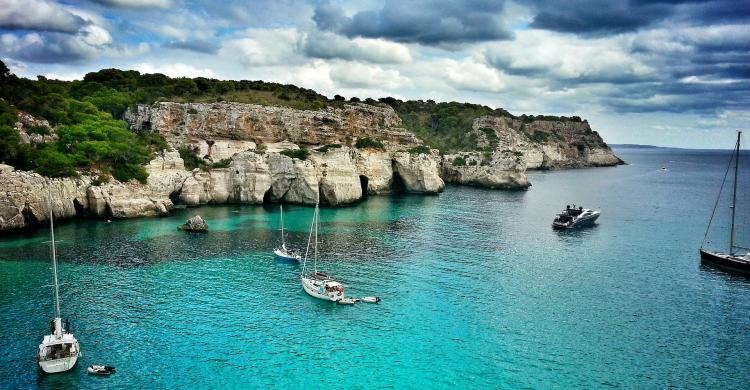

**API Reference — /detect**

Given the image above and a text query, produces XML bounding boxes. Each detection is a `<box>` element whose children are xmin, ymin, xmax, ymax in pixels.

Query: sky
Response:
<box><xmin>1</xmin><ymin>0</ymin><xmax>749</xmax><ymax>148</ymax></box>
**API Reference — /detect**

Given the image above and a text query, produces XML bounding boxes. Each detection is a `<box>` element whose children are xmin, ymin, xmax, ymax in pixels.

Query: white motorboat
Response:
<box><xmin>37</xmin><ymin>193</ymin><xmax>81</xmax><ymax>374</ymax></box>
<box><xmin>274</xmin><ymin>204</ymin><xmax>301</xmax><ymax>261</ymax></box>
<box><xmin>300</xmin><ymin>204</ymin><xmax>346</xmax><ymax>302</ymax></box>
<box><xmin>552</xmin><ymin>205</ymin><xmax>600</xmax><ymax>229</ymax></box>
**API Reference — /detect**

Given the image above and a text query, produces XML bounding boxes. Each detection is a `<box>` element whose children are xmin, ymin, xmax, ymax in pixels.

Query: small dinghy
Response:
<box><xmin>336</xmin><ymin>298</ymin><xmax>359</xmax><ymax>305</ymax></box>
<box><xmin>361</xmin><ymin>296</ymin><xmax>381</xmax><ymax>304</ymax></box>
<box><xmin>87</xmin><ymin>365</ymin><xmax>116</xmax><ymax>376</ymax></box>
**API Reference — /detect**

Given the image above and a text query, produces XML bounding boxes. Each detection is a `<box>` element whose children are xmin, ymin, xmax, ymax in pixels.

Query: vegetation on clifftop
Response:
<box><xmin>378</xmin><ymin>98</ymin><xmax>584</xmax><ymax>153</ymax></box>
<box><xmin>0</xmin><ymin>61</ymin><xmax>168</xmax><ymax>181</ymax></box>
<box><xmin>0</xmin><ymin>60</ymin><xmax>600</xmax><ymax>180</ymax></box>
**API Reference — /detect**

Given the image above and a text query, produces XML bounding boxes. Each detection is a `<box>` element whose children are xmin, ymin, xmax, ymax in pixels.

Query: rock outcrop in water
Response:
<box><xmin>0</xmin><ymin>101</ymin><xmax>622</xmax><ymax>232</ymax></box>
<box><xmin>179</xmin><ymin>215</ymin><xmax>208</xmax><ymax>232</ymax></box>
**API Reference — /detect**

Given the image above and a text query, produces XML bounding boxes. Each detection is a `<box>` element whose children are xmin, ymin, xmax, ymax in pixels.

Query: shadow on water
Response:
<box><xmin>552</xmin><ymin>224</ymin><xmax>600</xmax><ymax>242</ymax></box>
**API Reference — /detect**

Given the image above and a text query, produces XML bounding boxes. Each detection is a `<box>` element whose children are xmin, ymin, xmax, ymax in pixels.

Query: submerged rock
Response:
<box><xmin>179</xmin><ymin>215</ymin><xmax>208</xmax><ymax>232</ymax></box>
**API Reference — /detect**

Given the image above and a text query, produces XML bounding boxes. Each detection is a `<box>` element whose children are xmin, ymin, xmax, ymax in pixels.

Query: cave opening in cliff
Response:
<box><xmin>22</xmin><ymin>204</ymin><xmax>39</xmax><ymax>226</ymax></box>
<box><xmin>359</xmin><ymin>175</ymin><xmax>369</xmax><ymax>198</ymax></box>
<box><xmin>391</xmin><ymin>172</ymin><xmax>406</xmax><ymax>194</ymax></box>
<box><xmin>73</xmin><ymin>198</ymin><xmax>85</xmax><ymax>218</ymax></box>
<box><xmin>262</xmin><ymin>188</ymin><xmax>274</xmax><ymax>204</ymax></box>
<box><xmin>169</xmin><ymin>189</ymin><xmax>182</xmax><ymax>206</ymax></box>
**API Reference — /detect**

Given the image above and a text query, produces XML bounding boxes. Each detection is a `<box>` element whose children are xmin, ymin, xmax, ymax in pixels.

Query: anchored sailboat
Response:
<box><xmin>37</xmin><ymin>192</ymin><xmax>81</xmax><ymax>373</ymax></box>
<box><xmin>273</xmin><ymin>203</ymin><xmax>301</xmax><ymax>261</ymax></box>
<box><xmin>700</xmin><ymin>131</ymin><xmax>750</xmax><ymax>275</ymax></box>
<box><xmin>300</xmin><ymin>203</ymin><xmax>346</xmax><ymax>302</ymax></box>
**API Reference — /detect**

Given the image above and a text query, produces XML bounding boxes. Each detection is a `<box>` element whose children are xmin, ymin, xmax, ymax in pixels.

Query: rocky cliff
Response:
<box><xmin>0</xmin><ymin>101</ymin><xmax>622</xmax><ymax>232</ymax></box>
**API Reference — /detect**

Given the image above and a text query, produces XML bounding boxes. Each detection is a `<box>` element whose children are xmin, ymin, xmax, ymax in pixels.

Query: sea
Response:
<box><xmin>1</xmin><ymin>147</ymin><xmax>749</xmax><ymax>389</ymax></box>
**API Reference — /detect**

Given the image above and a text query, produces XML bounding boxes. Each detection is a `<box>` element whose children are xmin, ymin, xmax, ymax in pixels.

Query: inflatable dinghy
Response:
<box><xmin>87</xmin><ymin>365</ymin><xmax>116</xmax><ymax>376</ymax></box>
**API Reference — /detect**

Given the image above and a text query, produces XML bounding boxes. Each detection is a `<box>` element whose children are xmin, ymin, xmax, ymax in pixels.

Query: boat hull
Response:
<box><xmin>274</xmin><ymin>248</ymin><xmax>300</xmax><ymax>262</ymax></box>
<box><xmin>552</xmin><ymin>213</ymin><xmax>600</xmax><ymax>229</ymax></box>
<box><xmin>39</xmin><ymin>355</ymin><xmax>78</xmax><ymax>374</ymax></box>
<box><xmin>301</xmin><ymin>276</ymin><xmax>343</xmax><ymax>302</ymax></box>
<box><xmin>700</xmin><ymin>249</ymin><xmax>750</xmax><ymax>276</ymax></box>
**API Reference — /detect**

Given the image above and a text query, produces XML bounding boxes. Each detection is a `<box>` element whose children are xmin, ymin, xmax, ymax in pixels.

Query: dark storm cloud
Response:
<box><xmin>1</xmin><ymin>32</ymin><xmax>99</xmax><ymax>63</ymax></box>
<box><xmin>529</xmin><ymin>1</ymin><xmax>674</xmax><ymax>35</ymax></box>
<box><xmin>164</xmin><ymin>40</ymin><xmax>219</xmax><ymax>54</ymax></box>
<box><xmin>602</xmin><ymin>79</ymin><xmax>750</xmax><ymax>113</ymax></box>
<box><xmin>313</xmin><ymin>0</ymin><xmax>512</xmax><ymax>45</ymax></box>
<box><xmin>88</xmin><ymin>0</ymin><xmax>171</xmax><ymax>9</ymax></box>
<box><xmin>529</xmin><ymin>0</ymin><xmax>750</xmax><ymax>35</ymax></box>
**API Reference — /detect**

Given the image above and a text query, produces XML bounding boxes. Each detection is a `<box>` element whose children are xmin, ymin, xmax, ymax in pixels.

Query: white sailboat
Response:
<box><xmin>37</xmin><ymin>193</ymin><xmax>81</xmax><ymax>373</ymax></box>
<box><xmin>273</xmin><ymin>203</ymin><xmax>301</xmax><ymax>261</ymax></box>
<box><xmin>300</xmin><ymin>203</ymin><xmax>346</xmax><ymax>302</ymax></box>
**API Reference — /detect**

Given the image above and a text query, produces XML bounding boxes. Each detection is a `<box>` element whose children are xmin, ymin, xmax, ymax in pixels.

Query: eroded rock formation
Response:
<box><xmin>0</xmin><ymin>101</ymin><xmax>622</xmax><ymax>231</ymax></box>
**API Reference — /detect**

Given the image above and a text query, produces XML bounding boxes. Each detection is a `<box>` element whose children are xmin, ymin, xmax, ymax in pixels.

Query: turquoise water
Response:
<box><xmin>1</xmin><ymin>148</ymin><xmax>749</xmax><ymax>389</ymax></box>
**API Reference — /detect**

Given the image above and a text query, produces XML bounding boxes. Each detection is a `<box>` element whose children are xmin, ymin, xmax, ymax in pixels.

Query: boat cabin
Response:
<box><xmin>38</xmin><ymin>335</ymin><xmax>79</xmax><ymax>361</ymax></box>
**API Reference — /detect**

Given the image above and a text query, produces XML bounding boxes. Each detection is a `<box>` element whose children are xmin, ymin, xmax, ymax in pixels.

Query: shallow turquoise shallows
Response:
<box><xmin>1</xmin><ymin>148</ymin><xmax>750</xmax><ymax>389</ymax></box>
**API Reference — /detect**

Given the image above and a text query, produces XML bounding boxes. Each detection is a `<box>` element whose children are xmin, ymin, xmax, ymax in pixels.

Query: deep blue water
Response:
<box><xmin>1</xmin><ymin>148</ymin><xmax>749</xmax><ymax>389</ymax></box>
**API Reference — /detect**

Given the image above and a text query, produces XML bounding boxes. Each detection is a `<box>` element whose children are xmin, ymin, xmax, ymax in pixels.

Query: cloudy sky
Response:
<box><xmin>1</xmin><ymin>0</ymin><xmax>748</xmax><ymax>148</ymax></box>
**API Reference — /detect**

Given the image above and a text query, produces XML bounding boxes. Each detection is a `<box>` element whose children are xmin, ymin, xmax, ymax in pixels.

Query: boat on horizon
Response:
<box><xmin>552</xmin><ymin>205</ymin><xmax>600</xmax><ymax>229</ymax></box>
<box><xmin>700</xmin><ymin>131</ymin><xmax>750</xmax><ymax>275</ymax></box>
<box><xmin>273</xmin><ymin>203</ymin><xmax>301</xmax><ymax>261</ymax></box>
<box><xmin>300</xmin><ymin>203</ymin><xmax>346</xmax><ymax>302</ymax></box>
<box><xmin>37</xmin><ymin>193</ymin><xmax>82</xmax><ymax>374</ymax></box>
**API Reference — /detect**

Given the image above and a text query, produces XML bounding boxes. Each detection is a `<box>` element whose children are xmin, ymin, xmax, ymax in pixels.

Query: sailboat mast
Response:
<box><xmin>313</xmin><ymin>204</ymin><xmax>319</xmax><ymax>273</ymax></box>
<box><xmin>48</xmin><ymin>190</ymin><xmax>61</xmax><ymax>319</ymax></box>
<box><xmin>729</xmin><ymin>131</ymin><xmax>741</xmax><ymax>254</ymax></box>
<box><xmin>280</xmin><ymin>203</ymin><xmax>285</xmax><ymax>247</ymax></box>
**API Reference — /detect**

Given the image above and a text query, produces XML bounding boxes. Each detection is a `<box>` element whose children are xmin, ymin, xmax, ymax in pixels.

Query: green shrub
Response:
<box><xmin>280</xmin><ymin>148</ymin><xmax>310</xmax><ymax>160</ymax></box>
<box><xmin>355</xmin><ymin>137</ymin><xmax>385</xmax><ymax>149</ymax></box>
<box><xmin>208</xmin><ymin>158</ymin><xmax>231</xmax><ymax>169</ymax></box>
<box><xmin>26</xmin><ymin>125</ymin><xmax>51</xmax><ymax>135</ymax></box>
<box><xmin>407</xmin><ymin>145</ymin><xmax>431</xmax><ymax>155</ymax></box>
<box><xmin>530</xmin><ymin>131</ymin><xmax>551</xmax><ymax>143</ymax></box>
<box><xmin>317</xmin><ymin>143</ymin><xmax>342</xmax><ymax>153</ymax></box>
<box><xmin>33</xmin><ymin>147</ymin><xmax>77</xmax><ymax>178</ymax></box>
<box><xmin>468</xmin><ymin>160</ymin><xmax>478</xmax><ymax>166</ymax></box>
<box><xmin>452</xmin><ymin>156</ymin><xmax>466</xmax><ymax>166</ymax></box>
<box><xmin>187</xmin><ymin>107</ymin><xmax>198</xmax><ymax>114</ymax></box>
<box><xmin>178</xmin><ymin>146</ymin><xmax>206</xmax><ymax>170</ymax></box>
<box><xmin>112</xmin><ymin>162</ymin><xmax>148</xmax><ymax>183</ymax></box>
<box><xmin>256</xmin><ymin>144</ymin><xmax>267</xmax><ymax>153</ymax></box>
<box><xmin>91</xmin><ymin>174</ymin><xmax>110</xmax><ymax>186</ymax></box>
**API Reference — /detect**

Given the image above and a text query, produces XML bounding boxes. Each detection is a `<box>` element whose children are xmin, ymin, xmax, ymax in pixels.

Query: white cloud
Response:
<box><xmin>330</xmin><ymin>62</ymin><xmax>409</xmax><ymax>89</ymax></box>
<box><xmin>80</xmin><ymin>25</ymin><xmax>112</xmax><ymax>46</ymax></box>
<box><xmin>484</xmin><ymin>29</ymin><xmax>654</xmax><ymax>82</ymax></box>
<box><xmin>133</xmin><ymin>62</ymin><xmax>215</xmax><ymax>78</ymax></box>
<box><xmin>0</xmin><ymin>0</ymin><xmax>85</xmax><ymax>33</ymax></box>
<box><xmin>287</xmin><ymin>61</ymin><xmax>336</xmax><ymax>92</ymax></box>
<box><xmin>220</xmin><ymin>28</ymin><xmax>302</xmax><ymax>67</ymax></box>
<box><xmin>432</xmin><ymin>58</ymin><xmax>506</xmax><ymax>93</ymax></box>
<box><xmin>304</xmin><ymin>31</ymin><xmax>412</xmax><ymax>64</ymax></box>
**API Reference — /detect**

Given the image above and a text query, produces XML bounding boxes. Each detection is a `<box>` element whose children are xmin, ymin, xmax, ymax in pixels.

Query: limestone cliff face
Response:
<box><xmin>0</xmin><ymin>164</ymin><xmax>89</xmax><ymax>231</ymax></box>
<box><xmin>0</xmin><ymin>101</ymin><xmax>622</xmax><ymax>231</ymax></box>
<box><xmin>442</xmin><ymin>151</ymin><xmax>530</xmax><ymax>189</ymax></box>
<box><xmin>125</xmin><ymin>102</ymin><xmax>422</xmax><ymax>150</ymax></box>
<box><xmin>0</xmin><ymin>142</ymin><xmax>450</xmax><ymax>231</ymax></box>
<box><xmin>392</xmin><ymin>152</ymin><xmax>445</xmax><ymax>193</ymax></box>
<box><xmin>471</xmin><ymin>116</ymin><xmax>622</xmax><ymax>169</ymax></box>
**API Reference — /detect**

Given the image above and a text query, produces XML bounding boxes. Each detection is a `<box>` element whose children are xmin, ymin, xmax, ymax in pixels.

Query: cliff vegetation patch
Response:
<box><xmin>280</xmin><ymin>148</ymin><xmax>311</xmax><ymax>160</ymax></box>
